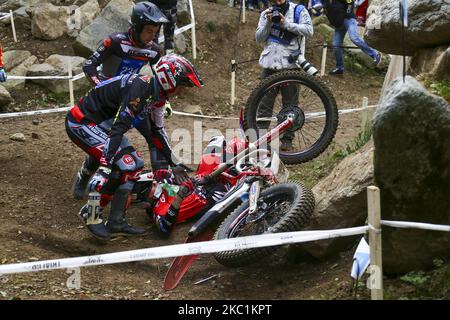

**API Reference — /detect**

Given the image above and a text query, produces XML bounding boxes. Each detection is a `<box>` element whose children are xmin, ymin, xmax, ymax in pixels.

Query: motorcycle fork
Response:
<box><xmin>248</xmin><ymin>179</ymin><xmax>262</xmax><ymax>215</ymax></box>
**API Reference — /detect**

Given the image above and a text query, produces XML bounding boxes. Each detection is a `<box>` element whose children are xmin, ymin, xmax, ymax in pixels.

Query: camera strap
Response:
<box><xmin>268</xmin><ymin>4</ymin><xmax>305</xmax><ymax>45</ymax></box>
<box><xmin>268</xmin><ymin>25</ymin><xmax>297</xmax><ymax>45</ymax></box>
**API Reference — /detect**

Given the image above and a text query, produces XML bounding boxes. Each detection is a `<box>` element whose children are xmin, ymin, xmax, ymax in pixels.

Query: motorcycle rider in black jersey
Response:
<box><xmin>66</xmin><ymin>54</ymin><xmax>203</xmax><ymax>239</ymax></box>
<box><xmin>73</xmin><ymin>2</ymin><xmax>169</xmax><ymax>201</ymax></box>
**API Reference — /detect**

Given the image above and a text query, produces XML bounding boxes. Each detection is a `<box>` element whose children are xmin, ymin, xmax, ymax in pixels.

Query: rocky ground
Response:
<box><xmin>2</xmin><ymin>0</ymin><xmax>443</xmax><ymax>301</ymax></box>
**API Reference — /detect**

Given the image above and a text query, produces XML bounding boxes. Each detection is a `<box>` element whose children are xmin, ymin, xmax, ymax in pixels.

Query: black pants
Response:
<box><xmin>154</xmin><ymin>6</ymin><xmax>177</xmax><ymax>51</ymax></box>
<box><xmin>258</xmin><ymin>68</ymin><xmax>299</xmax><ymax>142</ymax></box>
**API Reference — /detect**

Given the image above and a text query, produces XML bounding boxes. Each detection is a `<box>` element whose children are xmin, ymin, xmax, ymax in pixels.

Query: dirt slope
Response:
<box><xmin>0</xmin><ymin>0</ymin><xmax>384</xmax><ymax>300</ymax></box>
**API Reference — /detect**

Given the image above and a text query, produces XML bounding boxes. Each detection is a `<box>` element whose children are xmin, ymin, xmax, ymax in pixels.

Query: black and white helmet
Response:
<box><xmin>130</xmin><ymin>2</ymin><xmax>169</xmax><ymax>35</ymax></box>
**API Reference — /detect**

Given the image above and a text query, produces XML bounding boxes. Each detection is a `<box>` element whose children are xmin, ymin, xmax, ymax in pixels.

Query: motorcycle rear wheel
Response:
<box><xmin>213</xmin><ymin>181</ymin><xmax>315</xmax><ymax>268</ymax></box>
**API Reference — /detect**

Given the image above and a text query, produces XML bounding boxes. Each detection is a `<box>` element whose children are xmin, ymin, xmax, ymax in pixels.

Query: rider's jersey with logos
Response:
<box><xmin>82</xmin><ymin>30</ymin><xmax>162</xmax><ymax>85</ymax></box>
<box><xmin>78</xmin><ymin>73</ymin><xmax>173</xmax><ymax>166</ymax></box>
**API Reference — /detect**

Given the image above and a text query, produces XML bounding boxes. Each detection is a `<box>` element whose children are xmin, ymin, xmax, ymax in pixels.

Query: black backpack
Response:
<box><xmin>324</xmin><ymin>0</ymin><xmax>354</xmax><ymax>28</ymax></box>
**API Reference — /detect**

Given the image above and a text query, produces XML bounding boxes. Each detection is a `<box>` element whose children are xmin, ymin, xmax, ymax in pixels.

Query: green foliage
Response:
<box><xmin>289</xmin><ymin>124</ymin><xmax>372</xmax><ymax>188</ymax></box>
<box><xmin>206</xmin><ymin>21</ymin><xmax>217</xmax><ymax>33</ymax></box>
<box><xmin>400</xmin><ymin>271</ymin><xmax>430</xmax><ymax>286</ymax></box>
<box><xmin>288</xmin><ymin>145</ymin><xmax>347</xmax><ymax>189</ymax></box>
<box><xmin>423</xmin><ymin>79</ymin><xmax>450</xmax><ymax>103</ymax></box>
<box><xmin>339</xmin><ymin>123</ymin><xmax>373</xmax><ymax>158</ymax></box>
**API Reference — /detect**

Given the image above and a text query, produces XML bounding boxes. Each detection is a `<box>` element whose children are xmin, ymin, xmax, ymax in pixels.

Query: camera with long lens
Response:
<box><xmin>271</xmin><ymin>6</ymin><xmax>282</xmax><ymax>23</ymax></box>
<box><xmin>288</xmin><ymin>50</ymin><xmax>319</xmax><ymax>76</ymax></box>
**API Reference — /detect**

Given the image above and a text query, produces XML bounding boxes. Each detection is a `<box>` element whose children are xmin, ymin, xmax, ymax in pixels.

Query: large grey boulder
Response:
<box><xmin>373</xmin><ymin>76</ymin><xmax>450</xmax><ymax>274</ymax></box>
<box><xmin>0</xmin><ymin>85</ymin><xmax>13</xmax><ymax>109</ymax></box>
<box><xmin>2</xmin><ymin>50</ymin><xmax>32</xmax><ymax>71</ymax></box>
<box><xmin>408</xmin><ymin>45</ymin><xmax>450</xmax><ymax>81</ymax></box>
<box><xmin>73</xmin><ymin>0</ymin><xmax>134</xmax><ymax>58</ymax></box>
<box><xmin>27</xmin><ymin>54</ymin><xmax>90</xmax><ymax>93</ymax></box>
<box><xmin>298</xmin><ymin>141</ymin><xmax>375</xmax><ymax>258</ymax></box>
<box><xmin>67</xmin><ymin>0</ymin><xmax>101</xmax><ymax>38</ymax></box>
<box><xmin>0</xmin><ymin>0</ymin><xmax>51</xmax><ymax>12</ymax></box>
<box><xmin>31</xmin><ymin>3</ymin><xmax>70</xmax><ymax>40</ymax></box>
<box><xmin>365</xmin><ymin>0</ymin><xmax>450</xmax><ymax>55</ymax></box>
<box><xmin>2</xmin><ymin>54</ymin><xmax>38</xmax><ymax>90</ymax></box>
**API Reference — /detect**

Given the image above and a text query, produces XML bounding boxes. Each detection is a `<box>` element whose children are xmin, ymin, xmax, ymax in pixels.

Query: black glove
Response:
<box><xmin>172</xmin><ymin>163</ymin><xmax>190</xmax><ymax>184</ymax></box>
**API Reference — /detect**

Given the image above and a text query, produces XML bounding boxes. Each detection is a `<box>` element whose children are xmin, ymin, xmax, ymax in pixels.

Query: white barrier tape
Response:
<box><xmin>158</xmin><ymin>23</ymin><xmax>194</xmax><ymax>43</ymax></box>
<box><xmin>72</xmin><ymin>73</ymin><xmax>86</xmax><ymax>81</ymax></box>
<box><xmin>172</xmin><ymin>110</ymin><xmax>238</xmax><ymax>120</ymax></box>
<box><xmin>7</xmin><ymin>72</ymin><xmax>85</xmax><ymax>81</ymax></box>
<box><xmin>306</xmin><ymin>105</ymin><xmax>378</xmax><ymax>120</ymax></box>
<box><xmin>381</xmin><ymin>220</ymin><xmax>450</xmax><ymax>233</ymax></box>
<box><xmin>0</xmin><ymin>103</ymin><xmax>378</xmax><ymax>121</ymax></box>
<box><xmin>0</xmin><ymin>13</ymin><xmax>11</xmax><ymax>21</ymax></box>
<box><xmin>0</xmin><ymin>107</ymin><xmax>70</xmax><ymax>119</ymax></box>
<box><xmin>0</xmin><ymin>226</ymin><xmax>369</xmax><ymax>275</ymax></box>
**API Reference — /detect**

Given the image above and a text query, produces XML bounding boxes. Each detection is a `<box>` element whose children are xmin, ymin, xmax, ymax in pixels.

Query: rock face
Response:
<box><xmin>0</xmin><ymin>85</ymin><xmax>13</xmax><ymax>109</ymax></box>
<box><xmin>27</xmin><ymin>54</ymin><xmax>89</xmax><ymax>93</ymax></box>
<box><xmin>31</xmin><ymin>3</ymin><xmax>70</xmax><ymax>40</ymax></box>
<box><xmin>67</xmin><ymin>0</ymin><xmax>101</xmax><ymax>38</ymax></box>
<box><xmin>299</xmin><ymin>141</ymin><xmax>375</xmax><ymax>258</ymax></box>
<box><xmin>2</xmin><ymin>54</ymin><xmax>38</xmax><ymax>90</ymax></box>
<box><xmin>365</xmin><ymin>0</ymin><xmax>450</xmax><ymax>55</ymax></box>
<box><xmin>2</xmin><ymin>50</ymin><xmax>32</xmax><ymax>71</ymax></box>
<box><xmin>73</xmin><ymin>0</ymin><xmax>134</xmax><ymax>57</ymax></box>
<box><xmin>409</xmin><ymin>45</ymin><xmax>450</xmax><ymax>81</ymax></box>
<box><xmin>0</xmin><ymin>0</ymin><xmax>51</xmax><ymax>12</ymax></box>
<box><xmin>373</xmin><ymin>76</ymin><xmax>450</xmax><ymax>274</ymax></box>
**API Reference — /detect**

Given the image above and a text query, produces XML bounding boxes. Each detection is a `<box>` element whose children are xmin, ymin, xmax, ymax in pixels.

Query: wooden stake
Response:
<box><xmin>10</xmin><ymin>10</ymin><xmax>17</xmax><ymax>42</ymax></box>
<box><xmin>367</xmin><ymin>186</ymin><xmax>383</xmax><ymax>300</ymax></box>
<box><xmin>68</xmin><ymin>60</ymin><xmax>74</xmax><ymax>106</ymax></box>
<box><xmin>189</xmin><ymin>0</ymin><xmax>197</xmax><ymax>60</ymax></box>
<box><xmin>320</xmin><ymin>44</ymin><xmax>328</xmax><ymax>77</ymax></box>
<box><xmin>360</xmin><ymin>96</ymin><xmax>369</xmax><ymax>130</ymax></box>
<box><xmin>231</xmin><ymin>59</ymin><xmax>236</xmax><ymax>106</ymax></box>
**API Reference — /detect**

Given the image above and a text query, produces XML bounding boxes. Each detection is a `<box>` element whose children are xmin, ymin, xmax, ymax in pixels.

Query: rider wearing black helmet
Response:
<box><xmin>82</xmin><ymin>1</ymin><xmax>169</xmax><ymax>86</ymax></box>
<box><xmin>75</xmin><ymin>2</ymin><xmax>169</xmax><ymax>201</ymax></box>
<box><xmin>67</xmin><ymin>54</ymin><xmax>204</xmax><ymax>240</ymax></box>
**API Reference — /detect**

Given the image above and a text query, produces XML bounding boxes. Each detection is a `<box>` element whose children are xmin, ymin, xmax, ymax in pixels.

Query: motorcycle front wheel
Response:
<box><xmin>213</xmin><ymin>181</ymin><xmax>315</xmax><ymax>268</ymax></box>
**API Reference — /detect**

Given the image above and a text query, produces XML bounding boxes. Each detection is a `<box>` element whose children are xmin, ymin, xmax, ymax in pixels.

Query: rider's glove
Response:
<box><xmin>177</xmin><ymin>179</ymin><xmax>194</xmax><ymax>199</ymax></box>
<box><xmin>0</xmin><ymin>67</ymin><xmax>7</xmax><ymax>82</ymax></box>
<box><xmin>172</xmin><ymin>163</ymin><xmax>190</xmax><ymax>184</ymax></box>
<box><xmin>153</xmin><ymin>169</ymin><xmax>172</xmax><ymax>182</ymax></box>
<box><xmin>163</xmin><ymin>100</ymin><xmax>173</xmax><ymax>118</ymax></box>
<box><xmin>194</xmin><ymin>174</ymin><xmax>214</xmax><ymax>186</ymax></box>
<box><xmin>88</xmin><ymin>166</ymin><xmax>111</xmax><ymax>193</ymax></box>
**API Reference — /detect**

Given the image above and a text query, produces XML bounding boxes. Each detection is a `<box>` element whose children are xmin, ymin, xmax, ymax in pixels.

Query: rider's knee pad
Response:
<box><xmin>113</xmin><ymin>146</ymin><xmax>144</xmax><ymax>184</ymax></box>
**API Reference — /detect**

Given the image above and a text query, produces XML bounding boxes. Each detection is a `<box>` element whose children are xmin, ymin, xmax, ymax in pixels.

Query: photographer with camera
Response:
<box><xmin>255</xmin><ymin>0</ymin><xmax>313</xmax><ymax>151</ymax></box>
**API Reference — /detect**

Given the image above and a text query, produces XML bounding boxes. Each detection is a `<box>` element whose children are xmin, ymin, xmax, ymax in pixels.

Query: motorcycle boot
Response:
<box><xmin>72</xmin><ymin>156</ymin><xmax>99</xmax><ymax>200</ymax></box>
<box><xmin>105</xmin><ymin>188</ymin><xmax>146</xmax><ymax>237</ymax></box>
<box><xmin>79</xmin><ymin>192</ymin><xmax>111</xmax><ymax>240</ymax></box>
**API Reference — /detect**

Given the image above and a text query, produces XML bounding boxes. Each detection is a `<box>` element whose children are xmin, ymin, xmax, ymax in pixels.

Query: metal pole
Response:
<box><xmin>367</xmin><ymin>186</ymin><xmax>384</xmax><ymax>300</ymax></box>
<box><xmin>242</xmin><ymin>0</ymin><xmax>246</xmax><ymax>24</ymax></box>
